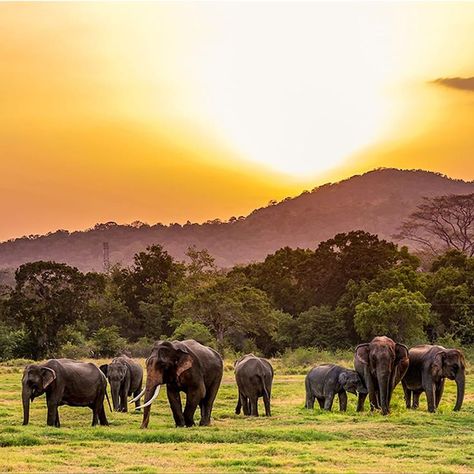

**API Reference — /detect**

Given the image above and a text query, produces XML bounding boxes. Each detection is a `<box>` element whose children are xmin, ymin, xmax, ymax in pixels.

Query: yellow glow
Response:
<box><xmin>1</xmin><ymin>2</ymin><xmax>474</xmax><ymax>240</ymax></box>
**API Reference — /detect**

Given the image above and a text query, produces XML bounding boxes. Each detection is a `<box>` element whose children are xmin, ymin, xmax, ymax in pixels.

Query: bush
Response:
<box><xmin>0</xmin><ymin>324</ymin><xmax>30</xmax><ymax>361</ymax></box>
<box><xmin>59</xmin><ymin>342</ymin><xmax>92</xmax><ymax>359</ymax></box>
<box><xmin>171</xmin><ymin>320</ymin><xmax>215</xmax><ymax>347</ymax></box>
<box><xmin>91</xmin><ymin>326</ymin><xmax>126</xmax><ymax>358</ymax></box>
<box><xmin>127</xmin><ymin>337</ymin><xmax>155</xmax><ymax>358</ymax></box>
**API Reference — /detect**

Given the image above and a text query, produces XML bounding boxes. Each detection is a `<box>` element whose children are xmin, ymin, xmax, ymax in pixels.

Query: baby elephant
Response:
<box><xmin>100</xmin><ymin>355</ymin><xmax>143</xmax><ymax>412</ymax></box>
<box><xmin>305</xmin><ymin>364</ymin><xmax>367</xmax><ymax>411</ymax></box>
<box><xmin>235</xmin><ymin>354</ymin><xmax>274</xmax><ymax>417</ymax></box>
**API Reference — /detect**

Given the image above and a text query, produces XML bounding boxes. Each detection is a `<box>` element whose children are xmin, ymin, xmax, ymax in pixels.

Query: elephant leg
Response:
<box><xmin>305</xmin><ymin>392</ymin><xmax>315</xmax><ymax>409</ymax></box>
<box><xmin>235</xmin><ymin>392</ymin><xmax>242</xmax><ymax>415</ymax></box>
<box><xmin>402</xmin><ymin>383</ymin><xmax>412</xmax><ymax>409</ymax></box>
<box><xmin>263</xmin><ymin>389</ymin><xmax>271</xmax><ymax>417</ymax></box>
<box><xmin>435</xmin><ymin>380</ymin><xmax>445</xmax><ymax>408</ymax></box>
<box><xmin>98</xmin><ymin>405</ymin><xmax>109</xmax><ymax>426</ymax></box>
<box><xmin>423</xmin><ymin>375</ymin><xmax>436</xmax><ymax>413</ymax></box>
<box><xmin>242</xmin><ymin>396</ymin><xmax>250</xmax><ymax>416</ymax></box>
<box><xmin>356</xmin><ymin>392</ymin><xmax>367</xmax><ymax>412</ymax></box>
<box><xmin>183</xmin><ymin>391</ymin><xmax>201</xmax><ymax>427</ymax></box>
<box><xmin>55</xmin><ymin>408</ymin><xmax>60</xmax><ymax>428</ymax></box>
<box><xmin>412</xmin><ymin>391</ymin><xmax>421</xmax><ymax>409</ymax></box>
<box><xmin>323</xmin><ymin>392</ymin><xmax>335</xmax><ymax>411</ymax></box>
<box><xmin>338</xmin><ymin>391</ymin><xmax>348</xmax><ymax>412</ymax></box>
<box><xmin>122</xmin><ymin>380</ymin><xmax>131</xmax><ymax>412</ymax></box>
<box><xmin>249</xmin><ymin>396</ymin><xmax>259</xmax><ymax>417</ymax></box>
<box><xmin>167</xmin><ymin>387</ymin><xmax>185</xmax><ymax>427</ymax></box>
<box><xmin>200</xmin><ymin>379</ymin><xmax>220</xmax><ymax>426</ymax></box>
<box><xmin>46</xmin><ymin>401</ymin><xmax>58</xmax><ymax>427</ymax></box>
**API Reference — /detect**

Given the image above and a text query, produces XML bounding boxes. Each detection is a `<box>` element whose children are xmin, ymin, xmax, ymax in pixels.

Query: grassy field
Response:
<box><xmin>0</xmin><ymin>358</ymin><xmax>473</xmax><ymax>473</ymax></box>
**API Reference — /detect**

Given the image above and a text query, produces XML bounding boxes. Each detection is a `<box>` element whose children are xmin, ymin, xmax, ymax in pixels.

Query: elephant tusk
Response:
<box><xmin>135</xmin><ymin>385</ymin><xmax>160</xmax><ymax>410</ymax></box>
<box><xmin>129</xmin><ymin>387</ymin><xmax>146</xmax><ymax>404</ymax></box>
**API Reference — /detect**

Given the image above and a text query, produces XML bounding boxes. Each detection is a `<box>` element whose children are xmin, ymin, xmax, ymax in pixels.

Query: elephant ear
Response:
<box><xmin>171</xmin><ymin>342</ymin><xmax>194</xmax><ymax>378</ymax></box>
<box><xmin>432</xmin><ymin>351</ymin><xmax>446</xmax><ymax>377</ymax></box>
<box><xmin>99</xmin><ymin>364</ymin><xmax>109</xmax><ymax>378</ymax></box>
<box><xmin>41</xmin><ymin>367</ymin><xmax>57</xmax><ymax>389</ymax></box>
<box><xmin>394</xmin><ymin>343</ymin><xmax>410</xmax><ymax>384</ymax></box>
<box><xmin>355</xmin><ymin>344</ymin><xmax>370</xmax><ymax>365</ymax></box>
<box><xmin>338</xmin><ymin>372</ymin><xmax>348</xmax><ymax>387</ymax></box>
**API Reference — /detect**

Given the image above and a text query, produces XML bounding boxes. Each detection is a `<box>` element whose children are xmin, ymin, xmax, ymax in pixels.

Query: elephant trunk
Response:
<box><xmin>377</xmin><ymin>369</ymin><xmax>391</xmax><ymax>416</ymax></box>
<box><xmin>140</xmin><ymin>383</ymin><xmax>159</xmax><ymax>429</ymax></box>
<box><xmin>110</xmin><ymin>383</ymin><xmax>121</xmax><ymax>412</ymax></box>
<box><xmin>22</xmin><ymin>387</ymin><xmax>31</xmax><ymax>426</ymax></box>
<box><xmin>453</xmin><ymin>371</ymin><xmax>465</xmax><ymax>411</ymax></box>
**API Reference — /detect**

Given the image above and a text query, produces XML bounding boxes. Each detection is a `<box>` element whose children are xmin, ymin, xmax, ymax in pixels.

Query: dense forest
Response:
<box><xmin>1</xmin><ymin>168</ymin><xmax>474</xmax><ymax>271</ymax></box>
<box><xmin>1</xmin><ymin>225</ymin><xmax>473</xmax><ymax>361</ymax></box>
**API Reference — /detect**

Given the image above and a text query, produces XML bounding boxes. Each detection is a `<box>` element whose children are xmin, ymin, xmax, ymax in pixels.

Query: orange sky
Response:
<box><xmin>1</xmin><ymin>2</ymin><xmax>474</xmax><ymax>241</ymax></box>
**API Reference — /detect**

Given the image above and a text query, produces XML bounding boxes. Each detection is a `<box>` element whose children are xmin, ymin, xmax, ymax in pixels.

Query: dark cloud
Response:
<box><xmin>433</xmin><ymin>77</ymin><xmax>474</xmax><ymax>92</ymax></box>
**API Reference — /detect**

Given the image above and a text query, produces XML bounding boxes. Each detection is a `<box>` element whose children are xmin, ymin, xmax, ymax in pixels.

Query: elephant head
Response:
<box><xmin>139</xmin><ymin>341</ymin><xmax>194</xmax><ymax>429</ymax></box>
<box><xmin>338</xmin><ymin>370</ymin><xmax>367</xmax><ymax>396</ymax></box>
<box><xmin>355</xmin><ymin>336</ymin><xmax>409</xmax><ymax>415</ymax></box>
<box><xmin>100</xmin><ymin>359</ymin><xmax>128</xmax><ymax>411</ymax></box>
<box><xmin>432</xmin><ymin>348</ymin><xmax>465</xmax><ymax>411</ymax></box>
<box><xmin>21</xmin><ymin>364</ymin><xmax>56</xmax><ymax>425</ymax></box>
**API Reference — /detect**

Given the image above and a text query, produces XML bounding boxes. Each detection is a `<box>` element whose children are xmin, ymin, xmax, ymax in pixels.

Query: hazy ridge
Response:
<box><xmin>1</xmin><ymin>168</ymin><xmax>473</xmax><ymax>271</ymax></box>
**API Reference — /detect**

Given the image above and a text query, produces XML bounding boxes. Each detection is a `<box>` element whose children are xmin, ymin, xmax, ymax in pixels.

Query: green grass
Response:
<box><xmin>0</xmin><ymin>359</ymin><xmax>473</xmax><ymax>473</ymax></box>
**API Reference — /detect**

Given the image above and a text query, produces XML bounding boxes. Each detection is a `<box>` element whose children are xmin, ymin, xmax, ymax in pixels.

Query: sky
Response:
<box><xmin>1</xmin><ymin>2</ymin><xmax>474</xmax><ymax>241</ymax></box>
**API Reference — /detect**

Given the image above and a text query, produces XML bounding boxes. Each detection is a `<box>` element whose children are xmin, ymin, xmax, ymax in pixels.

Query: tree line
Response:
<box><xmin>1</xmin><ymin>227</ymin><xmax>473</xmax><ymax>361</ymax></box>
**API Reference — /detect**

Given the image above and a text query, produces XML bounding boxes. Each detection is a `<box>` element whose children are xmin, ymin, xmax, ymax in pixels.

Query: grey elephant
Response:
<box><xmin>22</xmin><ymin>359</ymin><xmax>109</xmax><ymax>427</ymax></box>
<box><xmin>136</xmin><ymin>339</ymin><xmax>223</xmax><ymax>428</ymax></box>
<box><xmin>354</xmin><ymin>336</ymin><xmax>409</xmax><ymax>415</ymax></box>
<box><xmin>100</xmin><ymin>355</ymin><xmax>143</xmax><ymax>412</ymax></box>
<box><xmin>234</xmin><ymin>354</ymin><xmax>274</xmax><ymax>417</ymax></box>
<box><xmin>305</xmin><ymin>364</ymin><xmax>367</xmax><ymax>411</ymax></box>
<box><xmin>402</xmin><ymin>345</ymin><xmax>465</xmax><ymax>412</ymax></box>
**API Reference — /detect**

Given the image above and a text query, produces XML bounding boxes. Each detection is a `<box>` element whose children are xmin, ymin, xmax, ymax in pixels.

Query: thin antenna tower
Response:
<box><xmin>103</xmin><ymin>242</ymin><xmax>110</xmax><ymax>273</ymax></box>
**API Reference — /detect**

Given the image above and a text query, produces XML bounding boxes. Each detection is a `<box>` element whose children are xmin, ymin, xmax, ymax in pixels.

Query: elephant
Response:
<box><xmin>100</xmin><ymin>355</ymin><xmax>143</xmax><ymax>412</ymax></box>
<box><xmin>402</xmin><ymin>344</ymin><xmax>465</xmax><ymax>412</ymax></box>
<box><xmin>22</xmin><ymin>358</ymin><xmax>109</xmax><ymax>427</ymax></box>
<box><xmin>234</xmin><ymin>354</ymin><xmax>274</xmax><ymax>417</ymax></box>
<box><xmin>354</xmin><ymin>336</ymin><xmax>409</xmax><ymax>415</ymax></box>
<box><xmin>305</xmin><ymin>364</ymin><xmax>367</xmax><ymax>411</ymax></box>
<box><xmin>135</xmin><ymin>339</ymin><xmax>223</xmax><ymax>428</ymax></box>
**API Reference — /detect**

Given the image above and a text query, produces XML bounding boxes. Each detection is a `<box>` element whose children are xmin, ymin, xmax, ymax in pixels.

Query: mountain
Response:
<box><xmin>1</xmin><ymin>168</ymin><xmax>473</xmax><ymax>272</ymax></box>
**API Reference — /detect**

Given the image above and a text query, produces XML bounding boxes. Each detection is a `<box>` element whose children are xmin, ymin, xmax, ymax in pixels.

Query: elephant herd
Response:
<box><xmin>20</xmin><ymin>337</ymin><xmax>466</xmax><ymax>428</ymax></box>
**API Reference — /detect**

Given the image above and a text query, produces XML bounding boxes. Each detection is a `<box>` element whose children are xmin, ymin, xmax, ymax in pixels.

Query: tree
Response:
<box><xmin>9</xmin><ymin>261</ymin><xmax>90</xmax><ymax>359</ymax></box>
<box><xmin>293</xmin><ymin>306</ymin><xmax>349</xmax><ymax>349</ymax></box>
<box><xmin>173</xmin><ymin>274</ymin><xmax>279</xmax><ymax>353</ymax></box>
<box><xmin>298</xmin><ymin>231</ymin><xmax>405</xmax><ymax>308</ymax></box>
<box><xmin>398</xmin><ymin>193</ymin><xmax>474</xmax><ymax>256</ymax></box>
<box><xmin>354</xmin><ymin>285</ymin><xmax>431</xmax><ymax>345</ymax></box>
<box><xmin>171</xmin><ymin>320</ymin><xmax>214</xmax><ymax>346</ymax></box>
<box><xmin>232</xmin><ymin>247</ymin><xmax>313</xmax><ymax>315</ymax></box>
<box><xmin>113</xmin><ymin>245</ymin><xmax>184</xmax><ymax>339</ymax></box>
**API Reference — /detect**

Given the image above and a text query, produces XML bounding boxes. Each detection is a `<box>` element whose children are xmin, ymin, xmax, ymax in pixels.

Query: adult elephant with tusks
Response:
<box><xmin>135</xmin><ymin>339</ymin><xmax>223</xmax><ymax>428</ymax></box>
<box><xmin>100</xmin><ymin>355</ymin><xmax>143</xmax><ymax>412</ymax></box>
<box><xmin>22</xmin><ymin>359</ymin><xmax>109</xmax><ymax>427</ymax></box>
<box><xmin>354</xmin><ymin>336</ymin><xmax>409</xmax><ymax>415</ymax></box>
<box><xmin>402</xmin><ymin>345</ymin><xmax>465</xmax><ymax>412</ymax></box>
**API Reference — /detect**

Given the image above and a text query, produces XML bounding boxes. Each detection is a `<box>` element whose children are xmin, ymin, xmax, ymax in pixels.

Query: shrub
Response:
<box><xmin>127</xmin><ymin>337</ymin><xmax>155</xmax><ymax>358</ymax></box>
<box><xmin>91</xmin><ymin>326</ymin><xmax>126</xmax><ymax>358</ymax></box>
<box><xmin>171</xmin><ymin>320</ymin><xmax>215</xmax><ymax>347</ymax></box>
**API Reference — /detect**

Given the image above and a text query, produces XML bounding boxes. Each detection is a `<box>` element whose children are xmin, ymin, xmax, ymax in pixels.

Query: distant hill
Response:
<box><xmin>1</xmin><ymin>168</ymin><xmax>473</xmax><ymax>271</ymax></box>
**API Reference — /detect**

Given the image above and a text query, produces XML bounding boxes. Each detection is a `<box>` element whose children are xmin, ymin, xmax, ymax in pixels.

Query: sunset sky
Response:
<box><xmin>1</xmin><ymin>2</ymin><xmax>474</xmax><ymax>241</ymax></box>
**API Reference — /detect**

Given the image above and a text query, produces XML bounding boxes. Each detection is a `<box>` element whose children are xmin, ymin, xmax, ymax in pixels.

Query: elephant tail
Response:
<box><xmin>105</xmin><ymin>388</ymin><xmax>112</xmax><ymax>412</ymax></box>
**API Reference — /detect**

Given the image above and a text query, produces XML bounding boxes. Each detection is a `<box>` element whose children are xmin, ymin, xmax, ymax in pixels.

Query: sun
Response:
<box><xmin>187</xmin><ymin>3</ymin><xmax>401</xmax><ymax>178</ymax></box>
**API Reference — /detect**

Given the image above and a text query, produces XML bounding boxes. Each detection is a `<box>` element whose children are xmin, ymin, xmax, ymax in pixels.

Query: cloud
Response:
<box><xmin>433</xmin><ymin>77</ymin><xmax>474</xmax><ymax>92</ymax></box>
